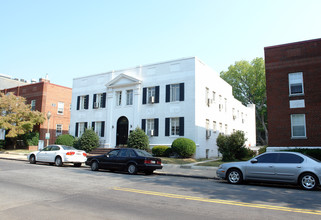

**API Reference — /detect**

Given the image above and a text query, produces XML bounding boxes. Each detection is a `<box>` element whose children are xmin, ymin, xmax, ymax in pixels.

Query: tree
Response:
<box><xmin>171</xmin><ymin>138</ymin><xmax>196</xmax><ymax>158</ymax></box>
<box><xmin>73</xmin><ymin>129</ymin><xmax>99</xmax><ymax>152</ymax></box>
<box><xmin>127</xmin><ymin>127</ymin><xmax>149</xmax><ymax>151</ymax></box>
<box><xmin>55</xmin><ymin>134</ymin><xmax>75</xmax><ymax>146</ymax></box>
<box><xmin>220</xmin><ymin>57</ymin><xmax>268</xmax><ymax>145</ymax></box>
<box><xmin>0</xmin><ymin>92</ymin><xmax>45</xmax><ymax>148</ymax></box>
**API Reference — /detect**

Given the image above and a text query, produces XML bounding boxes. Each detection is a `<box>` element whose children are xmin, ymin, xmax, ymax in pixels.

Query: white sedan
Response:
<box><xmin>27</xmin><ymin>145</ymin><xmax>87</xmax><ymax>167</ymax></box>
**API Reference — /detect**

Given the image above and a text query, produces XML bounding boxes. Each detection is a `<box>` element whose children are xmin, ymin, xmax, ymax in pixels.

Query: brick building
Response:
<box><xmin>265</xmin><ymin>38</ymin><xmax>321</xmax><ymax>149</ymax></box>
<box><xmin>1</xmin><ymin>78</ymin><xmax>72</xmax><ymax>146</ymax></box>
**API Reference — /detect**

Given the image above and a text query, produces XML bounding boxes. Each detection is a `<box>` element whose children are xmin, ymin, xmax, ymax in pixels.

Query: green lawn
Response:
<box><xmin>1</xmin><ymin>149</ymin><xmax>32</xmax><ymax>154</ymax></box>
<box><xmin>160</xmin><ymin>157</ymin><xmax>208</xmax><ymax>165</ymax></box>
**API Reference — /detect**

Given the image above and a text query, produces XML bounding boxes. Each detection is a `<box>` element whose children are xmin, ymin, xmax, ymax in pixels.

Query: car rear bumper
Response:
<box><xmin>64</xmin><ymin>156</ymin><xmax>87</xmax><ymax>163</ymax></box>
<box><xmin>138</xmin><ymin>164</ymin><xmax>163</xmax><ymax>171</ymax></box>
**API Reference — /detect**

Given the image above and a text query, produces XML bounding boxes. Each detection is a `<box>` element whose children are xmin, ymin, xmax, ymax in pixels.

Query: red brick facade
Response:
<box><xmin>1</xmin><ymin>80</ymin><xmax>72</xmax><ymax>146</ymax></box>
<box><xmin>265</xmin><ymin>38</ymin><xmax>321</xmax><ymax>147</ymax></box>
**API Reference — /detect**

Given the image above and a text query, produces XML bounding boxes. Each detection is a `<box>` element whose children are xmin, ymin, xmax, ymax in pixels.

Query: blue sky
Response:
<box><xmin>1</xmin><ymin>0</ymin><xmax>320</xmax><ymax>88</ymax></box>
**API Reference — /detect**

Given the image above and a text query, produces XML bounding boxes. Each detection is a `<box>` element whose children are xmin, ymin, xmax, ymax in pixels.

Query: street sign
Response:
<box><xmin>45</xmin><ymin>133</ymin><xmax>50</xmax><ymax>140</ymax></box>
<box><xmin>0</xmin><ymin>129</ymin><xmax>5</xmax><ymax>140</ymax></box>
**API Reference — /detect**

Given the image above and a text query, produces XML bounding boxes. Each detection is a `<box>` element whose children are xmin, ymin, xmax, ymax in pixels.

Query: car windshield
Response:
<box><xmin>135</xmin><ymin>149</ymin><xmax>152</xmax><ymax>157</ymax></box>
<box><xmin>61</xmin><ymin>146</ymin><xmax>77</xmax><ymax>150</ymax></box>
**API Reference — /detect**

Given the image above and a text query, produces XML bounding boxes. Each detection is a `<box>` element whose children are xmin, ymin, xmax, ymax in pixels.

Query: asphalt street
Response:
<box><xmin>1</xmin><ymin>159</ymin><xmax>321</xmax><ymax>220</ymax></box>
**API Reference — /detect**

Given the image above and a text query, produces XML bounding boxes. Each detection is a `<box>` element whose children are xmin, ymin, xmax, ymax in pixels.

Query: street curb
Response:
<box><xmin>155</xmin><ymin>172</ymin><xmax>218</xmax><ymax>180</ymax></box>
<box><xmin>0</xmin><ymin>157</ymin><xmax>28</xmax><ymax>162</ymax></box>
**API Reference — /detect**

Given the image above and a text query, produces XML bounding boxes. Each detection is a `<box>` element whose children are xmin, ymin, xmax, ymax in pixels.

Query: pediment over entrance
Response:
<box><xmin>106</xmin><ymin>73</ymin><xmax>142</xmax><ymax>88</ymax></box>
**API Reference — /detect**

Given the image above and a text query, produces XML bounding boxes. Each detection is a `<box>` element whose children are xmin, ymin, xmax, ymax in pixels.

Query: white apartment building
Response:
<box><xmin>70</xmin><ymin>57</ymin><xmax>256</xmax><ymax>158</ymax></box>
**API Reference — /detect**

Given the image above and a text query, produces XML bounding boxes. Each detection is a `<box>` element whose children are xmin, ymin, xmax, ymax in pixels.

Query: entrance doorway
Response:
<box><xmin>116</xmin><ymin>116</ymin><xmax>129</xmax><ymax>146</ymax></box>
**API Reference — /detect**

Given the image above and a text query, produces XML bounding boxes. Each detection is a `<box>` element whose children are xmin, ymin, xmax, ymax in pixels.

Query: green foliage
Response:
<box><xmin>220</xmin><ymin>58</ymin><xmax>268</xmax><ymax>145</ymax></box>
<box><xmin>171</xmin><ymin>138</ymin><xmax>196</xmax><ymax>158</ymax></box>
<box><xmin>0</xmin><ymin>92</ymin><xmax>45</xmax><ymax>138</ymax></box>
<box><xmin>258</xmin><ymin>146</ymin><xmax>267</xmax><ymax>154</ymax></box>
<box><xmin>282</xmin><ymin>148</ymin><xmax>321</xmax><ymax>161</ymax></box>
<box><xmin>152</xmin><ymin>145</ymin><xmax>171</xmax><ymax>157</ymax></box>
<box><xmin>23</xmin><ymin>132</ymin><xmax>39</xmax><ymax>146</ymax></box>
<box><xmin>73</xmin><ymin>129</ymin><xmax>99</xmax><ymax>153</ymax></box>
<box><xmin>127</xmin><ymin>127</ymin><xmax>149</xmax><ymax>151</ymax></box>
<box><xmin>217</xmin><ymin>131</ymin><xmax>251</xmax><ymax>161</ymax></box>
<box><xmin>55</xmin><ymin>134</ymin><xmax>75</xmax><ymax>146</ymax></box>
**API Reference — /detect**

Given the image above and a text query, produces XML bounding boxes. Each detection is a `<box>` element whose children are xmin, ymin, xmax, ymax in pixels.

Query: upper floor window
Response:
<box><xmin>166</xmin><ymin>83</ymin><xmax>184</xmax><ymax>102</ymax></box>
<box><xmin>77</xmin><ymin>95</ymin><xmax>89</xmax><ymax>110</ymax></box>
<box><xmin>289</xmin><ymin>72</ymin><xmax>304</xmax><ymax>96</ymax></box>
<box><xmin>126</xmin><ymin>90</ymin><xmax>133</xmax><ymax>105</ymax></box>
<box><xmin>116</xmin><ymin>91</ymin><xmax>122</xmax><ymax>106</ymax></box>
<box><xmin>57</xmin><ymin>102</ymin><xmax>64</xmax><ymax>114</ymax></box>
<box><xmin>93</xmin><ymin>93</ymin><xmax>106</xmax><ymax>109</ymax></box>
<box><xmin>31</xmin><ymin>100</ymin><xmax>36</xmax><ymax>111</ymax></box>
<box><xmin>213</xmin><ymin>121</ymin><xmax>217</xmax><ymax>133</ymax></box>
<box><xmin>291</xmin><ymin>114</ymin><xmax>306</xmax><ymax>138</ymax></box>
<box><xmin>142</xmin><ymin>86</ymin><xmax>159</xmax><ymax>104</ymax></box>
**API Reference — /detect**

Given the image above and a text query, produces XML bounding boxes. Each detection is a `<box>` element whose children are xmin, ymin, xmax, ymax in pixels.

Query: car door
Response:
<box><xmin>245</xmin><ymin>153</ymin><xmax>278</xmax><ymax>181</ymax></box>
<box><xmin>37</xmin><ymin>146</ymin><xmax>52</xmax><ymax>161</ymax></box>
<box><xmin>114</xmin><ymin>149</ymin><xmax>130</xmax><ymax>170</ymax></box>
<box><xmin>274</xmin><ymin>153</ymin><xmax>304</xmax><ymax>183</ymax></box>
<box><xmin>46</xmin><ymin>145</ymin><xmax>60</xmax><ymax>163</ymax></box>
<box><xmin>99</xmin><ymin>149</ymin><xmax>120</xmax><ymax>169</ymax></box>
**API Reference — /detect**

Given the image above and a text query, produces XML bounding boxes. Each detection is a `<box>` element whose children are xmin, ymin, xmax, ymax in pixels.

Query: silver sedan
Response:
<box><xmin>216</xmin><ymin>152</ymin><xmax>321</xmax><ymax>190</ymax></box>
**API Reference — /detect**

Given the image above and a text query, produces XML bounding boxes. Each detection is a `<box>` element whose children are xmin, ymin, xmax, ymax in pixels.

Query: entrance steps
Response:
<box><xmin>87</xmin><ymin>148</ymin><xmax>113</xmax><ymax>156</ymax></box>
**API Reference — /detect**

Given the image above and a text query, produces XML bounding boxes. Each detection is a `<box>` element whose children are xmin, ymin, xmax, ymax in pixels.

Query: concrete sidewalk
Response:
<box><xmin>0</xmin><ymin>152</ymin><xmax>218</xmax><ymax>179</ymax></box>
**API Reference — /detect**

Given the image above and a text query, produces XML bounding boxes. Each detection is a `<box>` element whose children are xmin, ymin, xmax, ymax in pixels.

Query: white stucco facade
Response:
<box><xmin>70</xmin><ymin>57</ymin><xmax>256</xmax><ymax>158</ymax></box>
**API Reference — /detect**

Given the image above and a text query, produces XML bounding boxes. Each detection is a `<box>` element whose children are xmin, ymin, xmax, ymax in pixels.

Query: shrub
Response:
<box><xmin>55</xmin><ymin>134</ymin><xmax>75</xmax><ymax>146</ymax></box>
<box><xmin>258</xmin><ymin>146</ymin><xmax>267</xmax><ymax>154</ymax></box>
<box><xmin>73</xmin><ymin>129</ymin><xmax>100</xmax><ymax>153</ymax></box>
<box><xmin>23</xmin><ymin>132</ymin><xmax>39</xmax><ymax>146</ymax></box>
<box><xmin>217</xmin><ymin>131</ymin><xmax>249</xmax><ymax>161</ymax></box>
<box><xmin>171</xmin><ymin>138</ymin><xmax>196</xmax><ymax>158</ymax></box>
<box><xmin>152</xmin><ymin>146</ymin><xmax>170</xmax><ymax>157</ymax></box>
<box><xmin>127</xmin><ymin>127</ymin><xmax>149</xmax><ymax>151</ymax></box>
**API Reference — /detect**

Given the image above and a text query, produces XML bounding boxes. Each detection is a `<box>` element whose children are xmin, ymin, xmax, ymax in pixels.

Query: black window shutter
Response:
<box><xmin>75</xmin><ymin>123</ymin><xmax>79</xmax><ymax>137</ymax></box>
<box><xmin>179</xmin><ymin>117</ymin><xmax>184</xmax><ymax>136</ymax></box>
<box><xmin>92</xmin><ymin>122</ymin><xmax>95</xmax><ymax>130</ymax></box>
<box><xmin>155</xmin><ymin>86</ymin><xmax>160</xmax><ymax>103</ymax></box>
<box><xmin>85</xmin><ymin>95</ymin><xmax>89</xmax><ymax>109</ymax></box>
<box><xmin>141</xmin><ymin>119</ymin><xmax>146</xmax><ymax>132</ymax></box>
<box><xmin>77</xmin><ymin>96</ymin><xmax>80</xmax><ymax>110</ymax></box>
<box><xmin>84</xmin><ymin>122</ymin><xmax>88</xmax><ymax>129</ymax></box>
<box><xmin>101</xmin><ymin>93</ymin><xmax>106</xmax><ymax>108</ymax></box>
<box><xmin>180</xmin><ymin>83</ymin><xmax>185</xmax><ymax>101</ymax></box>
<box><xmin>93</xmin><ymin>94</ymin><xmax>97</xmax><ymax>108</ymax></box>
<box><xmin>101</xmin><ymin>121</ymin><xmax>105</xmax><ymax>137</ymax></box>
<box><xmin>154</xmin><ymin>118</ymin><xmax>159</xmax><ymax>136</ymax></box>
<box><xmin>166</xmin><ymin>85</ymin><xmax>170</xmax><ymax>102</ymax></box>
<box><xmin>142</xmin><ymin>88</ymin><xmax>147</xmax><ymax>104</ymax></box>
<box><xmin>165</xmin><ymin>118</ymin><xmax>170</xmax><ymax>136</ymax></box>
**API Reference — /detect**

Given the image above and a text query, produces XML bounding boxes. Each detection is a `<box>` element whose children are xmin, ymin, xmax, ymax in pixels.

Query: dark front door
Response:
<box><xmin>116</xmin><ymin>116</ymin><xmax>129</xmax><ymax>146</ymax></box>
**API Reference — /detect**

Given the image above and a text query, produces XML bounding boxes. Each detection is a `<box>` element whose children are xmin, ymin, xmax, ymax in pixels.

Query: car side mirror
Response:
<box><xmin>251</xmin><ymin>159</ymin><xmax>258</xmax><ymax>164</ymax></box>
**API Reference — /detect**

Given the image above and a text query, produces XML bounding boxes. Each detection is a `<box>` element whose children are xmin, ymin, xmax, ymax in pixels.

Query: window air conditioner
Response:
<box><xmin>149</xmin><ymin>96</ymin><xmax>155</xmax><ymax>104</ymax></box>
<box><xmin>207</xmin><ymin>98</ymin><xmax>211</xmax><ymax>107</ymax></box>
<box><xmin>150</xmin><ymin>129</ymin><xmax>154</xmax><ymax>136</ymax></box>
<box><xmin>94</xmin><ymin>102</ymin><xmax>99</xmax><ymax>109</ymax></box>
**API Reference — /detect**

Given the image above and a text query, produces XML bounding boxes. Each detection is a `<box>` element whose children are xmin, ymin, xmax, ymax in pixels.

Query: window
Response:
<box><xmin>278</xmin><ymin>153</ymin><xmax>304</xmax><ymax>163</ymax></box>
<box><xmin>92</xmin><ymin>121</ymin><xmax>105</xmax><ymax>137</ymax></box>
<box><xmin>116</xmin><ymin>91</ymin><xmax>122</xmax><ymax>106</ymax></box>
<box><xmin>93</xmin><ymin>93</ymin><xmax>106</xmax><ymax>109</ymax></box>
<box><xmin>75</xmin><ymin>122</ymin><xmax>87</xmax><ymax>137</ymax></box>
<box><xmin>219</xmin><ymin>95</ymin><xmax>222</xmax><ymax>111</ymax></box>
<box><xmin>147</xmin><ymin>87</ymin><xmax>155</xmax><ymax>104</ymax></box>
<box><xmin>77</xmin><ymin>95</ymin><xmax>89</xmax><ymax>110</ymax></box>
<box><xmin>205</xmin><ymin>88</ymin><xmax>210</xmax><ymax>106</ymax></box>
<box><xmin>142</xmin><ymin>118</ymin><xmax>158</xmax><ymax>136</ymax></box>
<box><xmin>146</xmin><ymin>119</ymin><xmax>155</xmax><ymax>136</ymax></box>
<box><xmin>224</xmin><ymin>98</ymin><xmax>227</xmax><ymax>112</ymax></box>
<box><xmin>213</xmin><ymin>121</ymin><xmax>217</xmax><ymax>133</ymax></box>
<box><xmin>289</xmin><ymin>72</ymin><xmax>304</xmax><ymax>95</ymax></box>
<box><xmin>126</xmin><ymin>90</ymin><xmax>133</xmax><ymax>105</ymax></box>
<box><xmin>108</xmin><ymin>149</ymin><xmax>120</xmax><ymax>158</ymax></box>
<box><xmin>57</xmin><ymin>102</ymin><xmax>64</xmax><ymax>114</ymax></box>
<box><xmin>166</xmin><ymin>83</ymin><xmax>184</xmax><ymax>102</ymax></box>
<box><xmin>291</xmin><ymin>114</ymin><xmax>306</xmax><ymax>138</ymax></box>
<box><xmin>225</xmin><ymin>124</ymin><xmax>228</xmax><ymax>134</ymax></box>
<box><xmin>206</xmin><ymin>119</ymin><xmax>210</xmax><ymax>139</ymax></box>
<box><xmin>170</xmin><ymin>118</ymin><xmax>180</xmax><ymax>136</ymax></box>
<box><xmin>212</xmin><ymin>91</ymin><xmax>216</xmax><ymax>103</ymax></box>
<box><xmin>56</xmin><ymin>124</ymin><xmax>62</xmax><ymax>136</ymax></box>
<box><xmin>31</xmin><ymin>100</ymin><xmax>36</xmax><ymax>111</ymax></box>
<box><xmin>219</xmin><ymin>123</ymin><xmax>223</xmax><ymax>133</ymax></box>
<box><xmin>256</xmin><ymin>153</ymin><xmax>278</xmax><ymax>163</ymax></box>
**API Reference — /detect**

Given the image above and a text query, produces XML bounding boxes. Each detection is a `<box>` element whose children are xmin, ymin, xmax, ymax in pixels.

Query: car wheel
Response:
<box><xmin>127</xmin><ymin>164</ymin><xmax>137</xmax><ymax>175</ymax></box>
<box><xmin>74</xmin><ymin>163</ymin><xmax>82</xmax><ymax>167</ymax></box>
<box><xmin>227</xmin><ymin>169</ymin><xmax>243</xmax><ymax>184</ymax></box>
<box><xmin>29</xmin><ymin>155</ymin><xmax>36</xmax><ymax>164</ymax></box>
<box><xmin>91</xmin><ymin>161</ymin><xmax>99</xmax><ymax>171</ymax></box>
<box><xmin>145</xmin><ymin>170</ymin><xmax>154</xmax><ymax>175</ymax></box>
<box><xmin>299</xmin><ymin>173</ymin><xmax>318</xmax><ymax>190</ymax></box>
<box><xmin>55</xmin><ymin>156</ymin><xmax>63</xmax><ymax>167</ymax></box>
